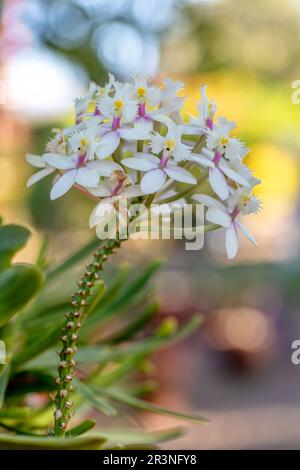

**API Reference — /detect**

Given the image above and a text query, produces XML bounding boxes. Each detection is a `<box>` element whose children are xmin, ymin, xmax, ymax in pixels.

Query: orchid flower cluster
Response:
<box><xmin>26</xmin><ymin>74</ymin><xmax>261</xmax><ymax>259</ymax></box>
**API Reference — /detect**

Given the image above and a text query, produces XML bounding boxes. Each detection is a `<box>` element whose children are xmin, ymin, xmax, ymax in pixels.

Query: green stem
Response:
<box><xmin>53</xmin><ymin>237</ymin><xmax>122</xmax><ymax>436</ymax></box>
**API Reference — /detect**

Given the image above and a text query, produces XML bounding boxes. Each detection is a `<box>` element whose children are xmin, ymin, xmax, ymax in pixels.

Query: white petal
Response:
<box><xmin>119</xmin><ymin>127</ymin><xmax>149</xmax><ymax>140</ymax></box>
<box><xmin>206</xmin><ymin>207</ymin><xmax>231</xmax><ymax>228</ymax></box>
<box><xmin>26</xmin><ymin>167</ymin><xmax>54</xmax><ymax>187</ymax></box>
<box><xmin>209</xmin><ymin>167</ymin><xmax>229</xmax><ymax>200</ymax></box>
<box><xmin>133</xmin><ymin>153</ymin><xmax>161</xmax><ymax>164</ymax></box>
<box><xmin>26</xmin><ymin>154</ymin><xmax>45</xmax><ymax>168</ymax></box>
<box><xmin>44</xmin><ymin>153</ymin><xmax>75</xmax><ymax>170</ymax></box>
<box><xmin>191</xmin><ymin>154</ymin><xmax>214</xmax><ymax>168</ymax></box>
<box><xmin>219</xmin><ymin>162</ymin><xmax>250</xmax><ymax>187</ymax></box>
<box><xmin>123</xmin><ymin>185</ymin><xmax>144</xmax><ymax>198</ymax></box>
<box><xmin>96</xmin><ymin>132</ymin><xmax>120</xmax><ymax>159</ymax></box>
<box><xmin>75</xmin><ymin>168</ymin><xmax>99</xmax><ymax>188</ymax></box>
<box><xmin>192</xmin><ymin>194</ymin><xmax>226</xmax><ymax>210</ymax></box>
<box><xmin>165</xmin><ymin>164</ymin><xmax>196</xmax><ymax>184</ymax></box>
<box><xmin>140</xmin><ymin>169</ymin><xmax>167</xmax><ymax>194</ymax></box>
<box><xmin>121</xmin><ymin>156</ymin><xmax>158</xmax><ymax>172</ymax></box>
<box><xmin>135</xmin><ymin>117</ymin><xmax>153</xmax><ymax>134</ymax></box>
<box><xmin>50</xmin><ymin>169</ymin><xmax>77</xmax><ymax>200</ymax></box>
<box><xmin>89</xmin><ymin>182</ymin><xmax>111</xmax><ymax>197</ymax></box>
<box><xmin>236</xmin><ymin>220</ymin><xmax>257</xmax><ymax>246</ymax></box>
<box><xmin>87</xmin><ymin>160</ymin><xmax>122</xmax><ymax>176</ymax></box>
<box><xmin>226</xmin><ymin>223</ymin><xmax>239</xmax><ymax>260</ymax></box>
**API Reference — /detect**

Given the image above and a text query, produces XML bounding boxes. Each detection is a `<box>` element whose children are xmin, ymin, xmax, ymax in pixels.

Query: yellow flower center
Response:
<box><xmin>137</xmin><ymin>87</ymin><xmax>146</xmax><ymax>98</ymax></box>
<box><xmin>165</xmin><ymin>139</ymin><xmax>175</xmax><ymax>151</ymax></box>
<box><xmin>79</xmin><ymin>137</ymin><xmax>89</xmax><ymax>148</ymax></box>
<box><xmin>114</xmin><ymin>100</ymin><xmax>124</xmax><ymax>111</ymax></box>
<box><xmin>220</xmin><ymin>137</ymin><xmax>229</xmax><ymax>146</ymax></box>
<box><xmin>241</xmin><ymin>195</ymin><xmax>250</xmax><ymax>206</ymax></box>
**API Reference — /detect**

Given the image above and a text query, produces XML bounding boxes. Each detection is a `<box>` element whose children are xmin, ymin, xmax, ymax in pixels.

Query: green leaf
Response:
<box><xmin>75</xmin><ymin>379</ymin><xmax>117</xmax><ymax>417</ymax></box>
<box><xmin>85</xmin><ymin>261</ymin><xmax>162</xmax><ymax>330</ymax></box>
<box><xmin>66</xmin><ymin>419</ymin><xmax>96</xmax><ymax>437</ymax></box>
<box><xmin>0</xmin><ymin>225</ymin><xmax>31</xmax><ymax>269</ymax></box>
<box><xmin>0</xmin><ymin>407</ymin><xmax>31</xmax><ymax>420</ymax></box>
<box><xmin>92</xmin><ymin>427</ymin><xmax>184</xmax><ymax>446</ymax></box>
<box><xmin>98</xmin><ymin>388</ymin><xmax>208</xmax><ymax>423</ymax></box>
<box><xmin>108</xmin><ymin>302</ymin><xmax>159</xmax><ymax>344</ymax></box>
<box><xmin>0</xmin><ymin>433</ymin><xmax>107</xmax><ymax>450</ymax></box>
<box><xmin>46</xmin><ymin>236</ymin><xmax>100</xmax><ymax>283</ymax></box>
<box><xmin>86</xmin><ymin>280</ymin><xmax>107</xmax><ymax>315</ymax></box>
<box><xmin>22</xmin><ymin>315</ymin><xmax>203</xmax><ymax>370</ymax></box>
<box><xmin>0</xmin><ymin>364</ymin><xmax>11</xmax><ymax>408</ymax></box>
<box><xmin>0</xmin><ymin>264</ymin><xmax>44</xmax><ymax>327</ymax></box>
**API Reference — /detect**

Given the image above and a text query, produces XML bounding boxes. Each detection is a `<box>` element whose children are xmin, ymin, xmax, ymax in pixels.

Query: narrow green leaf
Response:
<box><xmin>75</xmin><ymin>379</ymin><xmax>117</xmax><ymax>417</ymax></box>
<box><xmin>86</xmin><ymin>280</ymin><xmax>106</xmax><ymax>315</ymax></box>
<box><xmin>0</xmin><ymin>364</ymin><xmax>11</xmax><ymax>408</ymax></box>
<box><xmin>86</xmin><ymin>261</ymin><xmax>162</xmax><ymax>329</ymax></box>
<box><xmin>92</xmin><ymin>427</ymin><xmax>184</xmax><ymax>446</ymax></box>
<box><xmin>0</xmin><ymin>225</ymin><xmax>31</xmax><ymax>269</ymax></box>
<box><xmin>66</xmin><ymin>419</ymin><xmax>96</xmax><ymax>437</ymax></box>
<box><xmin>0</xmin><ymin>264</ymin><xmax>44</xmax><ymax>327</ymax></box>
<box><xmin>108</xmin><ymin>302</ymin><xmax>159</xmax><ymax>344</ymax></box>
<box><xmin>22</xmin><ymin>315</ymin><xmax>203</xmax><ymax>370</ymax></box>
<box><xmin>46</xmin><ymin>236</ymin><xmax>100</xmax><ymax>283</ymax></box>
<box><xmin>0</xmin><ymin>433</ymin><xmax>106</xmax><ymax>450</ymax></box>
<box><xmin>98</xmin><ymin>388</ymin><xmax>208</xmax><ymax>423</ymax></box>
<box><xmin>94</xmin><ymin>264</ymin><xmax>131</xmax><ymax>311</ymax></box>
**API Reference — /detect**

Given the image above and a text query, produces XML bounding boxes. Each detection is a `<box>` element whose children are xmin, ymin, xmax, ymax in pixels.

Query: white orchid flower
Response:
<box><xmin>98</xmin><ymin>81</ymin><xmax>137</xmax><ymax>124</ymax></box>
<box><xmin>150</xmin><ymin>116</ymin><xmax>191</xmax><ymax>163</ymax></box>
<box><xmin>160</xmin><ymin>78</ymin><xmax>185</xmax><ymax>115</ymax></box>
<box><xmin>121</xmin><ymin>152</ymin><xmax>197</xmax><ymax>194</ymax></box>
<box><xmin>184</xmin><ymin>85</ymin><xmax>217</xmax><ymax>135</ymax></box>
<box><xmin>192</xmin><ymin>118</ymin><xmax>250</xmax><ymax>200</ymax></box>
<box><xmin>43</xmin><ymin>151</ymin><xmax>121</xmax><ymax>200</ymax></box>
<box><xmin>74</xmin><ymin>82</ymin><xmax>98</xmax><ymax>124</ymax></box>
<box><xmin>26</xmin><ymin>154</ymin><xmax>55</xmax><ymax>187</ymax></box>
<box><xmin>89</xmin><ymin>170</ymin><xmax>143</xmax><ymax>236</ymax></box>
<box><xmin>95</xmin><ymin>81</ymin><xmax>149</xmax><ymax>159</ymax></box>
<box><xmin>193</xmin><ymin>188</ymin><xmax>260</xmax><ymax>259</ymax></box>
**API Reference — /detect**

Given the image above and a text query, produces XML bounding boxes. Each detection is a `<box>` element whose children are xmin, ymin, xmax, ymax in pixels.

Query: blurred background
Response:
<box><xmin>1</xmin><ymin>0</ymin><xmax>300</xmax><ymax>449</ymax></box>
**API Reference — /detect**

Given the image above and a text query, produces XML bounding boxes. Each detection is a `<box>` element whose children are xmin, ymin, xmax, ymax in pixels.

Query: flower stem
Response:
<box><xmin>53</xmin><ymin>237</ymin><xmax>121</xmax><ymax>436</ymax></box>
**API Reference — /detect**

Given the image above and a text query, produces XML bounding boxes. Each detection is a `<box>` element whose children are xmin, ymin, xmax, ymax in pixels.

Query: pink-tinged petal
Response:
<box><xmin>119</xmin><ymin>127</ymin><xmax>149</xmax><ymax>140</ymax></box>
<box><xmin>192</xmin><ymin>194</ymin><xmax>226</xmax><ymax>211</ymax></box>
<box><xmin>89</xmin><ymin>199</ymin><xmax>114</xmax><ymax>228</ymax></box>
<box><xmin>96</xmin><ymin>131</ymin><xmax>120</xmax><ymax>159</ymax></box>
<box><xmin>87</xmin><ymin>160</ymin><xmax>122</xmax><ymax>176</ymax></box>
<box><xmin>190</xmin><ymin>154</ymin><xmax>214</xmax><ymax>168</ymax></box>
<box><xmin>26</xmin><ymin>167</ymin><xmax>54</xmax><ymax>187</ymax></box>
<box><xmin>219</xmin><ymin>162</ymin><xmax>250</xmax><ymax>187</ymax></box>
<box><xmin>209</xmin><ymin>167</ymin><xmax>229</xmax><ymax>200</ymax></box>
<box><xmin>236</xmin><ymin>220</ymin><xmax>257</xmax><ymax>246</ymax></box>
<box><xmin>44</xmin><ymin>153</ymin><xmax>75</xmax><ymax>170</ymax></box>
<box><xmin>165</xmin><ymin>164</ymin><xmax>196</xmax><ymax>184</ymax></box>
<box><xmin>50</xmin><ymin>169</ymin><xmax>77</xmax><ymax>200</ymax></box>
<box><xmin>89</xmin><ymin>183</ymin><xmax>111</xmax><ymax>198</ymax></box>
<box><xmin>226</xmin><ymin>223</ymin><xmax>238</xmax><ymax>260</ymax></box>
<box><xmin>26</xmin><ymin>154</ymin><xmax>45</xmax><ymax>168</ymax></box>
<box><xmin>76</xmin><ymin>168</ymin><xmax>99</xmax><ymax>188</ymax></box>
<box><xmin>140</xmin><ymin>169</ymin><xmax>167</xmax><ymax>194</ymax></box>
<box><xmin>123</xmin><ymin>185</ymin><xmax>144</xmax><ymax>198</ymax></box>
<box><xmin>206</xmin><ymin>207</ymin><xmax>231</xmax><ymax>228</ymax></box>
<box><xmin>121</xmin><ymin>157</ymin><xmax>158</xmax><ymax>172</ymax></box>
